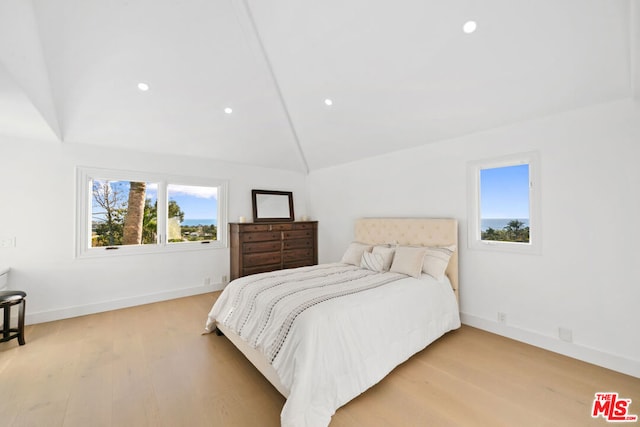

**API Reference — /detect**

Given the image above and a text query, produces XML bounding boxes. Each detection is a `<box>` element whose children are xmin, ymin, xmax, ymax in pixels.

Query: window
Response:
<box><xmin>77</xmin><ymin>167</ymin><xmax>227</xmax><ymax>257</ymax></box>
<box><xmin>467</xmin><ymin>152</ymin><xmax>541</xmax><ymax>254</ymax></box>
<box><xmin>166</xmin><ymin>184</ymin><xmax>219</xmax><ymax>243</ymax></box>
<box><xmin>91</xmin><ymin>179</ymin><xmax>158</xmax><ymax>247</ymax></box>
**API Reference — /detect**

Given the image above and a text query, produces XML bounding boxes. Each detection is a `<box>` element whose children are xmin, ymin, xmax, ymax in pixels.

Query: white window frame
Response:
<box><xmin>76</xmin><ymin>166</ymin><xmax>228</xmax><ymax>258</ymax></box>
<box><xmin>467</xmin><ymin>151</ymin><xmax>541</xmax><ymax>254</ymax></box>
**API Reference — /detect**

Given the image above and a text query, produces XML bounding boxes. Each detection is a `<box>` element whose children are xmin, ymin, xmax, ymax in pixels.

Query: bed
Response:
<box><xmin>204</xmin><ymin>218</ymin><xmax>461</xmax><ymax>427</ymax></box>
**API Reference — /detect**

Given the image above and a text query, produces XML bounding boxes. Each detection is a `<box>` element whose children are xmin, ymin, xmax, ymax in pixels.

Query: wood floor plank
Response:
<box><xmin>0</xmin><ymin>292</ymin><xmax>637</xmax><ymax>426</ymax></box>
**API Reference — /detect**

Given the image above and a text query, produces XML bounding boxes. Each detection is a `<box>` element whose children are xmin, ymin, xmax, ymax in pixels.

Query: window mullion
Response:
<box><xmin>76</xmin><ymin>167</ymin><xmax>226</xmax><ymax>257</ymax></box>
<box><xmin>157</xmin><ymin>181</ymin><xmax>168</xmax><ymax>246</ymax></box>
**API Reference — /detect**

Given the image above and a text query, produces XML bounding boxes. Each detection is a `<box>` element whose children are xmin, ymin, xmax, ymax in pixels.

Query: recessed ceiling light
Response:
<box><xmin>324</xmin><ymin>99</ymin><xmax>333</xmax><ymax>106</ymax></box>
<box><xmin>224</xmin><ymin>107</ymin><xmax>233</xmax><ymax>114</ymax></box>
<box><xmin>137</xmin><ymin>82</ymin><xmax>150</xmax><ymax>91</ymax></box>
<box><xmin>463</xmin><ymin>21</ymin><xmax>477</xmax><ymax>34</ymax></box>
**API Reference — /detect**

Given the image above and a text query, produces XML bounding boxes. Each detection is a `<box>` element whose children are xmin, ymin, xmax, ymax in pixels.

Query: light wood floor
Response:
<box><xmin>1</xmin><ymin>292</ymin><xmax>638</xmax><ymax>427</ymax></box>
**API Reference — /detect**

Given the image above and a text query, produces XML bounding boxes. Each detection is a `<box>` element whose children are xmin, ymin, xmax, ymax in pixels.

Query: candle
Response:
<box><xmin>239</xmin><ymin>216</ymin><xmax>246</xmax><ymax>223</ymax></box>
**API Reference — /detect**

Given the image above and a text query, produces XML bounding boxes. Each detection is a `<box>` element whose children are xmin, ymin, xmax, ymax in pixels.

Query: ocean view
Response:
<box><xmin>181</xmin><ymin>219</ymin><xmax>526</xmax><ymax>230</ymax></box>
<box><xmin>481</xmin><ymin>218</ymin><xmax>529</xmax><ymax>232</ymax></box>
<box><xmin>182</xmin><ymin>218</ymin><xmax>217</xmax><ymax>226</ymax></box>
<box><xmin>180</xmin><ymin>219</ymin><xmax>527</xmax><ymax>231</ymax></box>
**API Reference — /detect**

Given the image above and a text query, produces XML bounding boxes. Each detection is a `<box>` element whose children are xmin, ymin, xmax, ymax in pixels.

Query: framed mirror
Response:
<box><xmin>252</xmin><ymin>189</ymin><xmax>294</xmax><ymax>222</ymax></box>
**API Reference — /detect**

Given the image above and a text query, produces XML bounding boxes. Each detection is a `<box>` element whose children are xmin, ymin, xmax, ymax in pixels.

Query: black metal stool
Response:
<box><xmin>0</xmin><ymin>290</ymin><xmax>26</xmax><ymax>345</ymax></box>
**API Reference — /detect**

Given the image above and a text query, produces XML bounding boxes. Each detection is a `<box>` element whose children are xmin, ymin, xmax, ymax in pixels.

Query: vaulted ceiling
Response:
<box><xmin>1</xmin><ymin>0</ymin><xmax>637</xmax><ymax>172</ymax></box>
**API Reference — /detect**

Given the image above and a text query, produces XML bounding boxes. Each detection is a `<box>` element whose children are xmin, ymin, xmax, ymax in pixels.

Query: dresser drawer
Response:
<box><xmin>283</xmin><ymin>248</ymin><xmax>314</xmax><ymax>262</ymax></box>
<box><xmin>230</xmin><ymin>221</ymin><xmax>317</xmax><ymax>280</ymax></box>
<box><xmin>269</xmin><ymin>223</ymin><xmax>294</xmax><ymax>231</ymax></box>
<box><xmin>239</xmin><ymin>223</ymin><xmax>293</xmax><ymax>232</ymax></box>
<box><xmin>244</xmin><ymin>251</ymin><xmax>281</xmax><ymax>266</ymax></box>
<box><xmin>293</xmin><ymin>222</ymin><xmax>315</xmax><ymax>230</ymax></box>
<box><xmin>283</xmin><ymin>230</ymin><xmax>314</xmax><ymax>240</ymax></box>
<box><xmin>243</xmin><ymin>241</ymin><xmax>281</xmax><ymax>253</ymax></box>
<box><xmin>238</xmin><ymin>224</ymin><xmax>271</xmax><ymax>232</ymax></box>
<box><xmin>283</xmin><ymin>238</ymin><xmax>313</xmax><ymax>250</ymax></box>
<box><xmin>242</xmin><ymin>231</ymin><xmax>281</xmax><ymax>242</ymax></box>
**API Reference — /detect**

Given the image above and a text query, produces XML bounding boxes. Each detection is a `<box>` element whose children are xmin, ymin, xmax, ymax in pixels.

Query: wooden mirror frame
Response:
<box><xmin>251</xmin><ymin>190</ymin><xmax>295</xmax><ymax>222</ymax></box>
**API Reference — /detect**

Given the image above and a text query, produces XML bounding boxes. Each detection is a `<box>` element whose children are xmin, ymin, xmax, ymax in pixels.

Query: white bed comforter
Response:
<box><xmin>205</xmin><ymin>263</ymin><xmax>460</xmax><ymax>427</ymax></box>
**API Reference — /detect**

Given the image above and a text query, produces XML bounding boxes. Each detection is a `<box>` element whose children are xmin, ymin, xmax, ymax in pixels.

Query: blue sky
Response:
<box><xmin>92</xmin><ymin>181</ymin><xmax>217</xmax><ymax>221</ymax></box>
<box><xmin>167</xmin><ymin>184</ymin><xmax>217</xmax><ymax>219</ymax></box>
<box><xmin>480</xmin><ymin>164</ymin><xmax>529</xmax><ymax>219</ymax></box>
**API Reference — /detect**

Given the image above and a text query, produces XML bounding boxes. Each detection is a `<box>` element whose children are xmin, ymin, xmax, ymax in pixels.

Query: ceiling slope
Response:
<box><xmin>31</xmin><ymin>0</ymin><xmax>306</xmax><ymax>171</ymax></box>
<box><xmin>0</xmin><ymin>1</ymin><xmax>636</xmax><ymax>171</ymax></box>
<box><xmin>0</xmin><ymin>0</ymin><xmax>61</xmax><ymax>142</ymax></box>
<box><xmin>249</xmin><ymin>0</ymin><xmax>633</xmax><ymax>170</ymax></box>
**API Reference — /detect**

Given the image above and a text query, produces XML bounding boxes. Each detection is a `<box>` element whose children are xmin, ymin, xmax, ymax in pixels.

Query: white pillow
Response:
<box><xmin>372</xmin><ymin>245</ymin><xmax>395</xmax><ymax>271</ymax></box>
<box><xmin>422</xmin><ymin>245</ymin><xmax>456</xmax><ymax>280</ymax></box>
<box><xmin>341</xmin><ymin>242</ymin><xmax>373</xmax><ymax>266</ymax></box>
<box><xmin>361</xmin><ymin>252</ymin><xmax>385</xmax><ymax>272</ymax></box>
<box><xmin>389</xmin><ymin>246</ymin><xmax>426</xmax><ymax>278</ymax></box>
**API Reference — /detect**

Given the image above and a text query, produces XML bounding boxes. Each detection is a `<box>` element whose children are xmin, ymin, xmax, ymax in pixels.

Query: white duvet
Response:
<box><xmin>205</xmin><ymin>263</ymin><xmax>460</xmax><ymax>427</ymax></box>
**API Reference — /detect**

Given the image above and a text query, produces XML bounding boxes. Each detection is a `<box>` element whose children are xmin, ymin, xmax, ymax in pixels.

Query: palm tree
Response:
<box><xmin>123</xmin><ymin>182</ymin><xmax>146</xmax><ymax>245</ymax></box>
<box><xmin>504</xmin><ymin>220</ymin><xmax>528</xmax><ymax>242</ymax></box>
<box><xmin>505</xmin><ymin>219</ymin><xmax>523</xmax><ymax>231</ymax></box>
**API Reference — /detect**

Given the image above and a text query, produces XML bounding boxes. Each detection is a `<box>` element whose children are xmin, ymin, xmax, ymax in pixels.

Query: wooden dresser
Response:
<box><xmin>229</xmin><ymin>221</ymin><xmax>318</xmax><ymax>280</ymax></box>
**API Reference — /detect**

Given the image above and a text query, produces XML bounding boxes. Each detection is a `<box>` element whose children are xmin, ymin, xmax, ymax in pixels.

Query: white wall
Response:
<box><xmin>2</xmin><ymin>99</ymin><xmax>638</xmax><ymax>377</ymax></box>
<box><xmin>307</xmin><ymin>99</ymin><xmax>640</xmax><ymax>377</ymax></box>
<box><xmin>0</xmin><ymin>138</ymin><xmax>307</xmax><ymax>324</ymax></box>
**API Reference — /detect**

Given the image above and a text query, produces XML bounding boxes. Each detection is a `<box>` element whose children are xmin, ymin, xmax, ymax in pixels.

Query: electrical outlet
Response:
<box><xmin>0</xmin><ymin>237</ymin><xmax>15</xmax><ymax>248</ymax></box>
<box><xmin>559</xmin><ymin>327</ymin><xmax>573</xmax><ymax>343</ymax></box>
<box><xmin>221</xmin><ymin>275</ymin><xmax>228</xmax><ymax>284</ymax></box>
<box><xmin>497</xmin><ymin>312</ymin><xmax>507</xmax><ymax>324</ymax></box>
<box><xmin>203</xmin><ymin>277</ymin><xmax>211</xmax><ymax>286</ymax></box>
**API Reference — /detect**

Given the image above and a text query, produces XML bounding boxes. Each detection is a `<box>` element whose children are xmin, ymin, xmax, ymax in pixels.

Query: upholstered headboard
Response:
<box><xmin>354</xmin><ymin>218</ymin><xmax>459</xmax><ymax>299</ymax></box>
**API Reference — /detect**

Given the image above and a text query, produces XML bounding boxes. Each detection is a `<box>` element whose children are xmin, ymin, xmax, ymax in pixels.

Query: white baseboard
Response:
<box><xmin>23</xmin><ymin>299</ymin><xmax>639</xmax><ymax>378</ymax></box>
<box><xmin>26</xmin><ymin>283</ymin><xmax>225</xmax><ymax>325</ymax></box>
<box><xmin>460</xmin><ymin>312</ymin><xmax>640</xmax><ymax>379</ymax></box>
